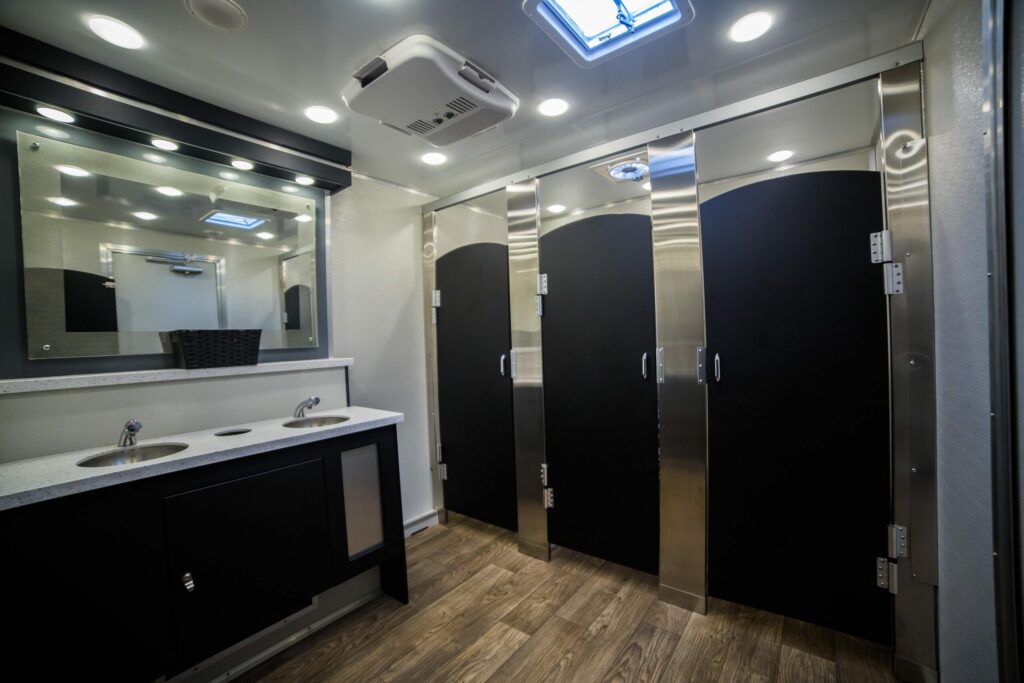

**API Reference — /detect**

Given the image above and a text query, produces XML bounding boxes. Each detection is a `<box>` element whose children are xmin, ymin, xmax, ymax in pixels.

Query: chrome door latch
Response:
<box><xmin>182</xmin><ymin>572</ymin><xmax>195</xmax><ymax>593</ymax></box>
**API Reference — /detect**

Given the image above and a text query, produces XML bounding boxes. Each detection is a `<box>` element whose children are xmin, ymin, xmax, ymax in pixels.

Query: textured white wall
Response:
<box><xmin>920</xmin><ymin>0</ymin><xmax>999</xmax><ymax>680</ymax></box>
<box><xmin>330</xmin><ymin>175</ymin><xmax>435</xmax><ymax>528</ymax></box>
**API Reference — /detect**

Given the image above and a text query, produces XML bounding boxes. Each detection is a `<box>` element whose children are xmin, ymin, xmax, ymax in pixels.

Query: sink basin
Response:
<box><xmin>283</xmin><ymin>416</ymin><xmax>350</xmax><ymax>428</ymax></box>
<box><xmin>78</xmin><ymin>443</ymin><xmax>189</xmax><ymax>468</ymax></box>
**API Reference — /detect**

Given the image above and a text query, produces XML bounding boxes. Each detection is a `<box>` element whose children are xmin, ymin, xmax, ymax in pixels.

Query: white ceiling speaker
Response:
<box><xmin>342</xmin><ymin>35</ymin><xmax>519</xmax><ymax>147</ymax></box>
<box><xmin>185</xmin><ymin>0</ymin><xmax>248</xmax><ymax>31</ymax></box>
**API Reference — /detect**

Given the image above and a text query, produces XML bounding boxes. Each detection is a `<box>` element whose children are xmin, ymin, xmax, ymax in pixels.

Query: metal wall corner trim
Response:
<box><xmin>648</xmin><ymin>131</ymin><xmax>708</xmax><ymax>612</ymax></box>
<box><xmin>507</xmin><ymin>179</ymin><xmax>550</xmax><ymax>560</ymax></box>
<box><xmin>880</xmin><ymin>61</ymin><xmax>938</xmax><ymax>675</ymax></box>
<box><xmin>421</xmin><ymin>211</ymin><xmax>447</xmax><ymax>524</ymax></box>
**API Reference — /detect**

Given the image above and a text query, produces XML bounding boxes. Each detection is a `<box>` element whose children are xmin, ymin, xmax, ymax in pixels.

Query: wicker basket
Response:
<box><xmin>169</xmin><ymin>329</ymin><xmax>262</xmax><ymax>369</ymax></box>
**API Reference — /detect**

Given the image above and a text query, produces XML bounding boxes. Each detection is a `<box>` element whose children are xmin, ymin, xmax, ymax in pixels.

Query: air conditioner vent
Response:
<box><xmin>447</xmin><ymin>97</ymin><xmax>477</xmax><ymax>114</ymax></box>
<box><xmin>341</xmin><ymin>35</ymin><xmax>518</xmax><ymax>146</ymax></box>
<box><xmin>407</xmin><ymin>119</ymin><xmax>437</xmax><ymax>135</ymax></box>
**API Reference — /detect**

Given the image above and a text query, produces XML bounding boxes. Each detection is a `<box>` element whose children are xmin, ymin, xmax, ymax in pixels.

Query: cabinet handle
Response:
<box><xmin>182</xmin><ymin>571</ymin><xmax>195</xmax><ymax>593</ymax></box>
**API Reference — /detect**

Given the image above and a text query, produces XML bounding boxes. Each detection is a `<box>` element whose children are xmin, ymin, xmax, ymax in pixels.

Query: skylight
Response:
<box><xmin>524</xmin><ymin>0</ymin><xmax>694</xmax><ymax>66</ymax></box>
<box><xmin>202</xmin><ymin>211</ymin><xmax>267</xmax><ymax>230</ymax></box>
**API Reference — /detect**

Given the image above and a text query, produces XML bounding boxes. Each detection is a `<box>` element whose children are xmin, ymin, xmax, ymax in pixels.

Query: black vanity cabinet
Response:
<box><xmin>0</xmin><ymin>425</ymin><xmax>407</xmax><ymax>681</ymax></box>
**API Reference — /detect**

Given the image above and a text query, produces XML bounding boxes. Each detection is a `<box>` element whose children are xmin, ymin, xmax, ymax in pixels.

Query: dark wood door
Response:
<box><xmin>436</xmin><ymin>243</ymin><xmax>517</xmax><ymax>531</ymax></box>
<box><xmin>164</xmin><ymin>458</ymin><xmax>331</xmax><ymax>671</ymax></box>
<box><xmin>703</xmin><ymin>170</ymin><xmax>893</xmax><ymax>644</ymax></box>
<box><xmin>540</xmin><ymin>213</ymin><xmax>659</xmax><ymax>574</ymax></box>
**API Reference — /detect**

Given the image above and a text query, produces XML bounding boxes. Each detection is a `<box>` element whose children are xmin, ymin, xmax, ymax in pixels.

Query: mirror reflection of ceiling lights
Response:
<box><xmin>523</xmin><ymin>0</ymin><xmax>696</xmax><ymax>67</ymax></box>
<box><xmin>202</xmin><ymin>210</ymin><xmax>267</xmax><ymax>230</ymax></box>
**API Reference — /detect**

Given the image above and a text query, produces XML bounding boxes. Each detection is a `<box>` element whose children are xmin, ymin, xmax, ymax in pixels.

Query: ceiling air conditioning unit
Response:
<box><xmin>341</xmin><ymin>35</ymin><xmax>519</xmax><ymax>147</ymax></box>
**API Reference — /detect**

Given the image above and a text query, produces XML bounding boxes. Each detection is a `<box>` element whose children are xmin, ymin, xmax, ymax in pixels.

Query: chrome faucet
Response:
<box><xmin>294</xmin><ymin>396</ymin><xmax>320</xmax><ymax>418</ymax></box>
<box><xmin>118</xmin><ymin>419</ymin><xmax>142</xmax><ymax>448</ymax></box>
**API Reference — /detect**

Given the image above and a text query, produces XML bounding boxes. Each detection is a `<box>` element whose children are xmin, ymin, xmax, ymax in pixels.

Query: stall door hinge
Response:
<box><xmin>537</xmin><ymin>273</ymin><xmax>549</xmax><ymax>295</ymax></box>
<box><xmin>696</xmin><ymin>347</ymin><xmax>707</xmax><ymax>385</ymax></box>
<box><xmin>888</xmin><ymin>524</ymin><xmax>909</xmax><ymax>559</ymax></box>
<box><xmin>431</xmin><ymin>289</ymin><xmax>441</xmax><ymax>324</ymax></box>
<box><xmin>543</xmin><ymin>487</ymin><xmax>555</xmax><ymax>509</ymax></box>
<box><xmin>540</xmin><ymin>463</ymin><xmax>549</xmax><ymax>487</ymax></box>
<box><xmin>883</xmin><ymin>262</ymin><xmax>904</xmax><ymax>295</ymax></box>
<box><xmin>870</xmin><ymin>230</ymin><xmax>894</xmax><ymax>264</ymax></box>
<box><xmin>439</xmin><ymin>462</ymin><xmax>448</xmax><ymax>481</ymax></box>
<box><xmin>656</xmin><ymin>347</ymin><xmax>666</xmax><ymax>384</ymax></box>
<box><xmin>876</xmin><ymin>557</ymin><xmax>898</xmax><ymax>594</ymax></box>
<box><xmin>435</xmin><ymin>443</ymin><xmax>443</xmax><ymax>464</ymax></box>
<box><xmin>535</xmin><ymin>295</ymin><xmax>544</xmax><ymax>317</ymax></box>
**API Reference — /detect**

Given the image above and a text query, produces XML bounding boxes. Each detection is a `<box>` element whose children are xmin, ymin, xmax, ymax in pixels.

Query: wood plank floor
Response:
<box><xmin>239</xmin><ymin>514</ymin><xmax>895</xmax><ymax>683</ymax></box>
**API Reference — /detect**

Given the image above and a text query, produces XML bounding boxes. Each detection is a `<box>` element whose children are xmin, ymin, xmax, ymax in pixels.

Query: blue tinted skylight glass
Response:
<box><xmin>203</xmin><ymin>211</ymin><xmax>267</xmax><ymax>230</ymax></box>
<box><xmin>543</xmin><ymin>0</ymin><xmax>679</xmax><ymax>51</ymax></box>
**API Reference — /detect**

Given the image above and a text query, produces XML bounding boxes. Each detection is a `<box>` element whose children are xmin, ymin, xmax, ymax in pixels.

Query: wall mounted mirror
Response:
<box><xmin>9</xmin><ymin>107</ymin><xmax>323</xmax><ymax>359</ymax></box>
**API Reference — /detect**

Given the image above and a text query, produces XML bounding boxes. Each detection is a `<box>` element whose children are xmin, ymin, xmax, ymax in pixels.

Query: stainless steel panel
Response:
<box><xmin>421</xmin><ymin>211</ymin><xmax>447</xmax><ymax>524</ymax></box>
<box><xmin>507</xmin><ymin>179</ymin><xmax>549</xmax><ymax>560</ymax></box>
<box><xmin>424</xmin><ymin>44</ymin><xmax>924</xmax><ymax>213</ymax></box>
<box><xmin>341</xmin><ymin>444</ymin><xmax>385</xmax><ymax>556</ymax></box>
<box><xmin>648</xmin><ymin>131</ymin><xmax>707</xmax><ymax>613</ymax></box>
<box><xmin>880</xmin><ymin>61</ymin><xmax>938</xmax><ymax>673</ymax></box>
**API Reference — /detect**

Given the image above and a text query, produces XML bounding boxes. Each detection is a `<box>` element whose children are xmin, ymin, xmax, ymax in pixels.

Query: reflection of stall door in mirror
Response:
<box><xmin>112</xmin><ymin>252</ymin><xmax>220</xmax><ymax>331</ymax></box>
<box><xmin>281</xmin><ymin>252</ymin><xmax>313</xmax><ymax>331</ymax></box>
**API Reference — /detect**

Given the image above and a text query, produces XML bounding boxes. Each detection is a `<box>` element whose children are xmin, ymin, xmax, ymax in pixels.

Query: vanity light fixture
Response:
<box><xmin>133</xmin><ymin>211</ymin><xmax>158</xmax><ymax>220</ymax></box>
<box><xmin>767</xmin><ymin>149</ymin><xmax>794</xmax><ymax>162</ymax></box>
<box><xmin>37</xmin><ymin>106</ymin><xmax>76</xmax><ymax>123</ymax></box>
<box><xmin>548</xmin><ymin>203</ymin><xmax>567</xmax><ymax>214</ymax></box>
<box><xmin>219</xmin><ymin>171</ymin><xmax>240</xmax><ymax>180</ymax></box>
<box><xmin>151</xmin><ymin>138</ymin><xmax>179</xmax><ymax>151</ymax></box>
<box><xmin>728</xmin><ymin>11</ymin><xmax>773</xmax><ymax>43</ymax></box>
<box><xmin>47</xmin><ymin>196</ymin><xmax>78</xmax><ymax>206</ymax></box>
<box><xmin>538</xmin><ymin>98</ymin><xmax>569</xmax><ymax>117</ymax></box>
<box><xmin>421</xmin><ymin>152</ymin><xmax>448</xmax><ymax>166</ymax></box>
<box><xmin>36</xmin><ymin>125</ymin><xmax>70</xmax><ymax>139</ymax></box>
<box><xmin>88</xmin><ymin>16</ymin><xmax>145</xmax><ymax>49</ymax></box>
<box><xmin>231</xmin><ymin>159</ymin><xmax>254</xmax><ymax>170</ymax></box>
<box><xmin>155</xmin><ymin>186</ymin><xmax>184</xmax><ymax>197</ymax></box>
<box><xmin>304</xmin><ymin>106</ymin><xmax>339</xmax><ymax>124</ymax></box>
<box><xmin>143</xmin><ymin>153</ymin><xmax>167</xmax><ymax>163</ymax></box>
<box><xmin>56</xmin><ymin>165</ymin><xmax>91</xmax><ymax>177</ymax></box>
<box><xmin>295</xmin><ymin>175</ymin><xmax>315</xmax><ymax>186</ymax></box>
<box><xmin>295</xmin><ymin>214</ymin><xmax>313</xmax><ymax>223</ymax></box>
<box><xmin>255</xmin><ymin>231</ymin><xmax>275</xmax><ymax>240</ymax></box>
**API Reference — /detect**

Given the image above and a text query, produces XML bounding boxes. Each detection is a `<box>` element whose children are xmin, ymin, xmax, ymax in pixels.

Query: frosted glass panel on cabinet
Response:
<box><xmin>341</xmin><ymin>445</ymin><xmax>384</xmax><ymax>557</ymax></box>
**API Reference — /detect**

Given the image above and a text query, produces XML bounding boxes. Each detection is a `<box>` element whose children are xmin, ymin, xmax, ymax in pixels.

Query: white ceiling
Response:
<box><xmin>0</xmin><ymin>0</ymin><xmax>926</xmax><ymax>199</ymax></box>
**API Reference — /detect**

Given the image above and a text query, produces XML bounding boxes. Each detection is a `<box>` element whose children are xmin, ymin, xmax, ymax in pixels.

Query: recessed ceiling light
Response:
<box><xmin>282</xmin><ymin>185</ymin><xmax>298</xmax><ymax>193</ymax></box>
<box><xmin>421</xmin><ymin>152</ymin><xmax>447</xmax><ymax>166</ymax></box>
<box><xmin>55</xmin><ymin>165</ymin><xmax>90</xmax><ymax>177</ymax></box>
<box><xmin>37</xmin><ymin>106</ymin><xmax>75</xmax><ymax>123</ymax></box>
<box><xmin>767</xmin><ymin>149</ymin><xmax>794</xmax><ymax>162</ymax></box>
<box><xmin>132</xmin><ymin>211</ymin><xmax>158</xmax><ymax>220</ymax></box>
<box><xmin>231</xmin><ymin>159</ymin><xmax>254</xmax><ymax>170</ymax></box>
<box><xmin>219</xmin><ymin>171</ymin><xmax>239</xmax><ymax>180</ymax></box>
<box><xmin>88</xmin><ymin>16</ymin><xmax>145</xmax><ymax>49</ymax></box>
<box><xmin>538</xmin><ymin>98</ymin><xmax>570</xmax><ymax>117</ymax></box>
<box><xmin>548</xmin><ymin>204</ymin><xmax>567</xmax><ymax>214</ymax></box>
<box><xmin>47</xmin><ymin>197</ymin><xmax>77</xmax><ymax>207</ymax></box>
<box><xmin>142</xmin><ymin>153</ymin><xmax>166</xmax><ymax>163</ymax></box>
<box><xmin>729</xmin><ymin>11</ymin><xmax>773</xmax><ymax>42</ymax></box>
<box><xmin>36</xmin><ymin>125</ymin><xmax>70</xmax><ymax>139</ymax></box>
<box><xmin>295</xmin><ymin>175</ymin><xmax>315</xmax><ymax>186</ymax></box>
<box><xmin>609</xmin><ymin>160</ymin><xmax>649</xmax><ymax>181</ymax></box>
<box><xmin>642</xmin><ymin>181</ymin><xmax>652</xmax><ymax>191</ymax></box>
<box><xmin>151</xmin><ymin>138</ymin><xmax>179</xmax><ymax>151</ymax></box>
<box><xmin>256</xmin><ymin>231</ymin><xmax>275</xmax><ymax>240</ymax></box>
<box><xmin>295</xmin><ymin>214</ymin><xmax>313</xmax><ymax>223</ymax></box>
<box><xmin>304</xmin><ymin>105</ymin><xmax>338</xmax><ymax>124</ymax></box>
<box><xmin>155</xmin><ymin>186</ymin><xmax>183</xmax><ymax>197</ymax></box>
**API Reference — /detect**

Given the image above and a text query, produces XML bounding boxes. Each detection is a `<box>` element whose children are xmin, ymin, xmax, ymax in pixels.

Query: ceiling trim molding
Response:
<box><xmin>423</xmin><ymin>41</ymin><xmax>923</xmax><ymax>214</ymax></box>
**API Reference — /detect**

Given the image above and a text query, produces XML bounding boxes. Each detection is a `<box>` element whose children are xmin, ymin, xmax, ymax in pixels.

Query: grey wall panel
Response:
<box><xmin>648</xmin><ymin>131</ymin><xmax>707</xmax><ymax>612</ymax></box>
<box><xmin>919</xmin><ymin>0</ymin><xmax>999</xmax><ymax>680</ymax></box>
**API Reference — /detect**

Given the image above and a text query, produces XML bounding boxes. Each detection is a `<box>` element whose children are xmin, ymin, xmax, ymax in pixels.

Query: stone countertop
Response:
<box><xmin>0</xmin><ymin>406</ymin><xmax>402</xmax><ymax>511</ymax></box>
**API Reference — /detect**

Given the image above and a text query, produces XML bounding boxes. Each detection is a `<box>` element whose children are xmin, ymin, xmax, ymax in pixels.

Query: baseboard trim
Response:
<box><xmin>403</xmin><ymin>508</ymin><xmax>440</xmax><ymax>537</ymax></box>
<box><xmin>658</xmin><ymin>583</ymin><xmax>707</xmax><ymax>615</ymax></box>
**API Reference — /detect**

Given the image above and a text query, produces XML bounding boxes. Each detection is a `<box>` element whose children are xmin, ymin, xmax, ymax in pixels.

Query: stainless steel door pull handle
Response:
<box><xmin>714</xmin><ymin>353</ymin><xmax>721</xmax><ymax>383</ymax></box>
<box><xmin>642</xmin><ymin>352</ymin><xmax>648</xmax><ymax>379</ymax></box>
<box><xmin>182</xmin><ymin>571</ymin><xmax>195</xmax><ymax>592</ymax></box>
<box><xmin>499</xmin><ymin>353</ymin><xmax>507</xmax><ymax>377</ymax></box>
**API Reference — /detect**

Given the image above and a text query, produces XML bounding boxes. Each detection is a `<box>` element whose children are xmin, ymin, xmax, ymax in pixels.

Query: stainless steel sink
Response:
<box><xmin>282</xmin><ymin>416</ymin><xmax>350</xmax><ymax>428</ymax></box>
<box><xmin>77</xmin><ymin>443</ymin><xmax>188</xmax><ymax>467</ymax></box>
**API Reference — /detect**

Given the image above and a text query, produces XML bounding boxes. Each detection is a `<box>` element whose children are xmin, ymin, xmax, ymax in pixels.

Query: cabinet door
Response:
<box><xmin>164</xmin><ymin>458</ymin><xmax>330</xmax><ymax>672</ymax></box>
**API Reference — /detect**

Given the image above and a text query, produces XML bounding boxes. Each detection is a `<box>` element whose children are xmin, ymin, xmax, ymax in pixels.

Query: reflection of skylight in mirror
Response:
<box><xmin>202</xmin><ymin>211</ymin><xmax>267</xmax><ymax>230</ymax></box>
<box><xmin>544</xmin><ymin>0</ymin><xmax>679</xmax><ymax>50</ymax></box>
